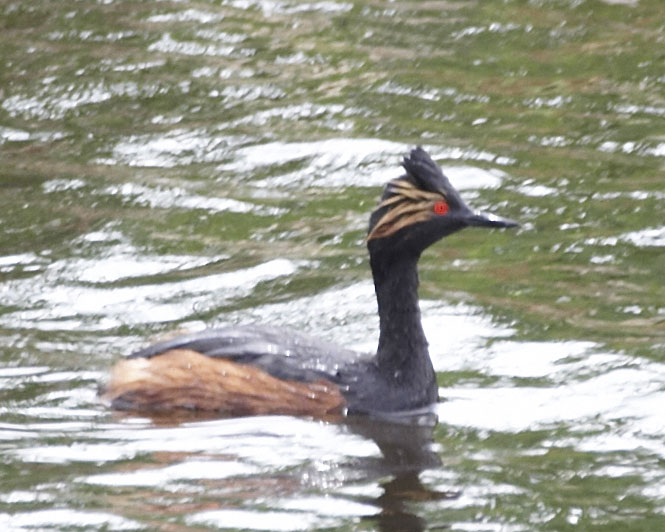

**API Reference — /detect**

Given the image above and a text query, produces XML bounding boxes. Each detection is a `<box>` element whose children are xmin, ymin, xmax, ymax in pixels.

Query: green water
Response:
<box><xmin>1</xmin><ymin>0</ymin><xmax>665</xmax><ymax>530</ymax></box>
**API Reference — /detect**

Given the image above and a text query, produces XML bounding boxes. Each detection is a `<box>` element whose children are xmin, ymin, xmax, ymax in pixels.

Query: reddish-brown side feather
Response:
<box><xmin>101</xmin><ymin>349</ymin><xmax>346</xmax><ymax>416</ymax></box>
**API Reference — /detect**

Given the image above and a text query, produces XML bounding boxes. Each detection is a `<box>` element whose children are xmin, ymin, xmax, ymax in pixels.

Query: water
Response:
<box><xmin>1</xmin><ymin>0</ymin><xmax>665</xmax><ymax>530</ymax></box>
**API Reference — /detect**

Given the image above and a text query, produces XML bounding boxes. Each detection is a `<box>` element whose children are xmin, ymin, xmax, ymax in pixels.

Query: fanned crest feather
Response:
<box><xmin>367</xmin><ymin>147</ymin><xmax>456</xmax><ymax>241</ymax></box>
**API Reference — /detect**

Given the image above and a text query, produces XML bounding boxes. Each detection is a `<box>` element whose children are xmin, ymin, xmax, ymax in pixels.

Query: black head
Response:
<box><xmin>367</xmin><ymin>147</ymin><xmax>518</xmax><ymax>256</ymax></box>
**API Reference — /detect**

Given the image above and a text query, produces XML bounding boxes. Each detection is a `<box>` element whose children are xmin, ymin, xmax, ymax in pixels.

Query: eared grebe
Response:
<box><xmin>101</xmin><ymin>147</ymin><xmax>518</xmax><ymax>416</ymax></box>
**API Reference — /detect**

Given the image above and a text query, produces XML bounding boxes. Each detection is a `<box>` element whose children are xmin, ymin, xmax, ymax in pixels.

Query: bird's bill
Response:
<box><xmin>466</xmin><ymin>211</ymin><xmax>520</xmax><ymax>229</ymax></box>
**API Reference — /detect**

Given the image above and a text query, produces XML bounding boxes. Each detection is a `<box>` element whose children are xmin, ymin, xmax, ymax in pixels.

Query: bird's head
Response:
<box><xmin>367</xmin><ymin>147</ymin><xmax>518</xmax><ymax>257</ymax></box>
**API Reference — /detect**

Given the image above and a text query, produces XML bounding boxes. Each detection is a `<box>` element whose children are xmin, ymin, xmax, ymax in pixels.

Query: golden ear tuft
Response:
<box><xmin>367</xmin><ymin>180</ymin><xmax>447</xmax><ymax>241</ymax></box>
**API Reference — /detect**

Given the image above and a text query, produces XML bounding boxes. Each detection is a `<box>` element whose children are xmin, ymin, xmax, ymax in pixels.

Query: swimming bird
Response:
<box><xmin>101</xmin><ymin>147</ymin><xmax>518</xmax><ymax>417</ymax></box>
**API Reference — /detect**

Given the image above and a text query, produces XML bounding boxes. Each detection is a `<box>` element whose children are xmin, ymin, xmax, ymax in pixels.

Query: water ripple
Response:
<box><xmin>221</xmin><ymin>139</ymin><xmax>513</xmax><ymax>188</ymax></box>
<box><xmin>96</xmin><ymin>129</ymin><xmax>247</xmax><ymax>168</ymax></box>
<box><xmin>0</xmin><ymin>510</ymin><xmax>141</xmax><ymax>532</ymax></box>
<box><xmin>147</xmin><ymin>9</ymin><xmax>225</xmax><ymax>24</ymax></box>
<box><xmin>1</xmin><ymin>258</ymin><xmax>305</xmax><ymax>331</ymax></box>
<box><xmin>148</xmin><ymin>33</ymin><xmax>255</xmax><ymax>58</ymax></box>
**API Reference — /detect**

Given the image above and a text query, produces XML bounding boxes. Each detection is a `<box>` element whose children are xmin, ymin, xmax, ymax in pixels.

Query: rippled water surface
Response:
<box><xmin>2</xmin><ymin>0</ymin><xmax>665</xmax><ymax>530</ymax></box>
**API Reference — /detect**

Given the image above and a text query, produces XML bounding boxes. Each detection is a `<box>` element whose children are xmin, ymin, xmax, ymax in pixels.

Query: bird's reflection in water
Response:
<box><xmin>344</xmin><ymin>412</ymin><xmax>459</xmax><ymax>532</ymax></box>
<box><xmin>109</xmin><ymin>410</ymin><xmax>457</xmax><ymax>531</ymax></box>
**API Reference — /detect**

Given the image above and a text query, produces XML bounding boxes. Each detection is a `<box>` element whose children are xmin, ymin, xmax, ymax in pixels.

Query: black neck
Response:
<box><xmin>370</xmin><ymin>252</ymin><xmax>432</xmax><ymax>377</ymax></box>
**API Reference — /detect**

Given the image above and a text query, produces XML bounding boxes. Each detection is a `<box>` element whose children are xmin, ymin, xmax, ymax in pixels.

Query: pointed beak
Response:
<box><xmin>466</xmin><ymin>211</ymin><xmax>520</xmax><ymax>229</ymax></box>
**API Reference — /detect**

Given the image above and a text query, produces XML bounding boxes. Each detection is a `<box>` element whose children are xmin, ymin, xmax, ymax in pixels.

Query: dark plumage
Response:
<box><xmin>101</xmin><ymin>147</ymin><xmax>518</xmax><ymax>416</ymax></box>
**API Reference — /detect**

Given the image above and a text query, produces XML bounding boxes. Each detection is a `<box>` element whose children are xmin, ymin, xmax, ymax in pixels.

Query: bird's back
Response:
<box><xmin>101</xmin><ymin>325</ymin><xmax>366</xmax><ymax>416</ymax></box>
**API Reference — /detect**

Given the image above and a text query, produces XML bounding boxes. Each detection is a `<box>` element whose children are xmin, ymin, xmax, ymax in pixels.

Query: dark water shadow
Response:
<box><xmin>343</xmin><ymin>413</ymin><xmax>459</xmax><ymax>532</ymax></box>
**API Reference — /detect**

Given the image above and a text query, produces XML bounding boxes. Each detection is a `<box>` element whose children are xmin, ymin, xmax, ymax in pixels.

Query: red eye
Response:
<box><xmin>433</xmin><ymin>201</ymin><xmax>449</xmax><ymax>216</ymax></box>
